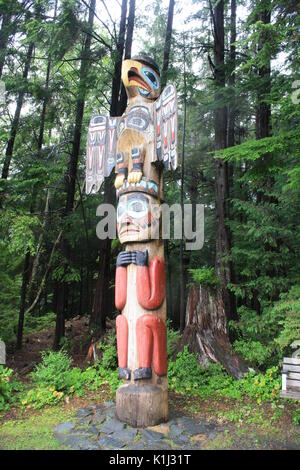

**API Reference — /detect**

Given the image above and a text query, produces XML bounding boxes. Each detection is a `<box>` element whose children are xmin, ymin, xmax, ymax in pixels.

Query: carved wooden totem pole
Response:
<box><xmin>86</xmin><ymin>54</ymin><xmax>177</xmax><ymax>427</ymax></box>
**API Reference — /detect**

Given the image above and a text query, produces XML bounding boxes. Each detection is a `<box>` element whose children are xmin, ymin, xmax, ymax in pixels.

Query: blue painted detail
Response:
<box><xmin>141</xmin><ymin>67</ymin><xmax>159</xmax><ymax>90</ymax></box>
<box><xmin>138</xmin><ymin>87</ymin><xmax>150</xmax><ymax>97</ymax></box>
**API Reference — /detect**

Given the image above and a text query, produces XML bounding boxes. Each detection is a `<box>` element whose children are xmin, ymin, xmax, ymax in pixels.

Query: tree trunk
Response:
<box><xmin>179</xmin><ymin>34</ymin><xmax>187</xmax><ymax>333</ymax></box>
<box><xmin>119</xmin><ymin>0</ymin><xmax>135</xmax><ymax>115</ymax></box>
<box><xmin>227</xmin><ymin>0</ymin><xmax>236</xmax><ymax>149</ymax></box>
<box><xmin>161</xmin><ymin>0</ymin><xmax>175</xmax><ymax>88</ymax></box>
<box><xmin>1</xmin><ymin>41</ymin><xmax>34</xmax><ymax>181</ymax></box>
<box><xmin>89</xmin><ymin>0</ymin><xmax>129</xmax><ymax>339</ymax></box>
<box><xmin>255</xmin><ymin>3</ymin><xmax>271</xmax><ymax>141</ymax></box>
<box><xmin>54</xmin><ymin>0</ymin><xmax>96</xmax><ymax>350</ymax></box>
<box><xmin>16</xmin><ymin>249</ymin><xmax>31</xmax><ymax>349</ymax></box>
<box><xmin>0</xmin><ymin>12</ymin><xmax>11</xmax><ymax>78</ymax></box>
<box><xmin>180</xmin><ymin>283</ymin><xmax>249</xmax><ymax>379</ymax></box>
<box><xmin>211</xmin><ymin>0</ymin><xmax>237</xmax><ymax>322</ymax></box>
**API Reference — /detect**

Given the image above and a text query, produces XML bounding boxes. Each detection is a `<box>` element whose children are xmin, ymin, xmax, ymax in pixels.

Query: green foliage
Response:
<box><xmin>0</xmin><ymin>366</ymin><xmax>14</xmax><ymax>411</ymax></box>
<box><xmin>24</xmin><ymin>312</ymin><xmax>56</xmax><ymax>336</ymax></box>
<box><xmin>20</xmin><ymin>345</ymin><xmax>122</xmax><ymax>410</ymax></box>
<box><xmin>30</xmin><ymin>350</ymin><xmax>73</xmax><ymax>391</ymax></box>
<box><xmin>292</xmin><ymin>408</ymin><xmax>300</xmax><ymax>425</ymax></box>
<box><xmin>0</xmin><ymin>365</ymin><xmax>23</xmax><ymax>411</ymax></box>
<box><xmin>168</xmin><ymin>346</ymin><xmax>281</xmax><ymax>403</ymax></box>
<box><xmin>166</xmin><ymin>320</ymin><xmax>181</xmax><ymax>359</ymax></box>
<box><xmin>97</xmin><ymin>331</ymin><xmax>118</xmax><ymax>370</ymax></box>
<box><xmin>188</xmin><ymin>267</ymin><xmax>219</xmax><ymax>287</ymax></box>
<box><xmin>230</xmin><ymin>286</ymin><xmax>300</xmax><ymax>368</ymax></box>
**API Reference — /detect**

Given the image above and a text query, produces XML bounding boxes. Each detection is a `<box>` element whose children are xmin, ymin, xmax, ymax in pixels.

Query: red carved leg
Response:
<box><xmin>135</xmin><ymin>314</ymin><xmax>167</xmax><ymax>379</ymax></box>
<box><xmin>115</xmin><ymin>266</ymin><xmax>127</xmax><ymax>310</ymax></box>
<box><xmin>116</xmin><ymin>315</ymin><xmax>130</xmax><ymax>380</ymax></box>
<box><xmin>136</xmin><ymin>257</ymin><xmax>166</xmax><ymax>310</ymax></box>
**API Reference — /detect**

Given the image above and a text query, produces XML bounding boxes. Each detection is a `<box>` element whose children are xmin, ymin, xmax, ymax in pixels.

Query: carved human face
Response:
<box><xmin>117</xmin><ymin>193</ymin><xmax>160</xmax><ymax>243</ymax></box>
<box><xmin>121</xmin><ymin>59</ymin><xmax>161</xmax><ymax>100</ymax></box>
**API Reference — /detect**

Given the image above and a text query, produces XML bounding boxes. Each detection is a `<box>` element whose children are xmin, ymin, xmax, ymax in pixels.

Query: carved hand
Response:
<box><xmin>115</xmin><ymin>173</ymin><xmax>126</xmax><ymax>189</ymax></box>
<box><xmin>128</xmin><ymin>170</ymin><xmax>143</xmax><ymax>184</ymax></box>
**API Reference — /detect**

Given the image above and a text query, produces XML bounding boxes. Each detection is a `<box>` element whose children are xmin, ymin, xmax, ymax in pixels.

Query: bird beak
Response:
<box><xmin>121</xmin><ymin>59</ymin><xmax>150</xmax><ymax>91</ymax></box>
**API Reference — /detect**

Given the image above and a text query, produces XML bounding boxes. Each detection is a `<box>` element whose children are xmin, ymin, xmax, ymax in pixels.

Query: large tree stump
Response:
<box><xmin>180</xmin><ymin>283</ymin><xmax>248</xmax><ymax>379</ymax></box>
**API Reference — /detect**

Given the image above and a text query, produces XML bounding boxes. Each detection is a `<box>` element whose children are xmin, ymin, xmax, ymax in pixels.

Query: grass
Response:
<box><xmin>0</xmin><ymin>406</ymin><xmax>76</xmax><ymax>450</ymax></box>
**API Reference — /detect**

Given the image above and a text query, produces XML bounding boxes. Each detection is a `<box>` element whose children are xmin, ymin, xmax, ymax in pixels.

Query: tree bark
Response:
<box><xmin>54</xmin><ymin>0</ymin><xmax>96</xmax><ymax>350</ymax></box>
<box><xmin>161</xmin><ymin>0</ymin><xmax>175</xmax><ymax>88</ymax></box>
<box><xmin>1</xmin><ymin>41</ymin><xmax>34</xmax><ymax>181</ymax></box>
<box><xmin>211</xmin><ymin>0</ymin><xmax>237</xmax><ymax>322</ymax></box>
<box><xmin>0</xmin><ymin>12</ymin><xmax>11</xmax><ymax>78</ymax></box>
<box><xmin>119</xmin><ymin>0</ymin><xmax>135</xmax><ymax>115</ymax></box>
<box><xmin>179</xmin><ymin>34</ymin><xmax>187</xmax><ymax>333</ymax></box>
<box><xmin>180</xmin><ymin>283</ymin><xmax>249</xmax><ymax>379</ymax></box>
<box><xmin>89</xmin><ymin>0</ymin><xmax>129</xmax><ymax>339</ymax></box>
<box><xmin>16</xmin><ymin>248</ymin><xmax>31</xmax><ymax>349</ymax></box>
<box><xmin>255</xmin><ymin>3</ymin><xmax>271</xmax><ymax>141</ymax></box>
<box><xmin>227</xmin><ymin>0</ymin><xmax>236</xmax><ymax>149</ymax></box>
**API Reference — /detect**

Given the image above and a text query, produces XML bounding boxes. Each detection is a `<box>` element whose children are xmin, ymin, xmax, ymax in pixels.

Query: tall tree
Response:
<box><xmin>54</xmin><ymin>0</ymin><xmax>96</xmax><ymax>349</ymax></box>
<box><xmin>161</xmin><ymin>0</ymin><xmax>175</xmax><ymax>88</ymax></box>
<box><xmin>210</xmin><ymin>0</ymin><xmax>237</xmax><ymax>322</ymax></box>
<box><xmin>89</xmin><ymin>0</ymin><xmax>130</xmax><ymax>340</ymax></box>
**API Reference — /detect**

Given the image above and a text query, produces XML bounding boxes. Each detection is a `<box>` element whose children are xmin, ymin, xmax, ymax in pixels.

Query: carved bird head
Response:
<box><xmin>121</xmin><ymin>54</ymin><xmax>161</xmax><ymax>100</ymax></box>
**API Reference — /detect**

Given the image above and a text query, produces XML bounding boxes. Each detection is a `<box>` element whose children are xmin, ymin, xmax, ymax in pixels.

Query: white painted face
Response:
<box><xmin>117</xmin><ymin>193</ymin><xmax>160</xmax><ymax>243</ymax></box>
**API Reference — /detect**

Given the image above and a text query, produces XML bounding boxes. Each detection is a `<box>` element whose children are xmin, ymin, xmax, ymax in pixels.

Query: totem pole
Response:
<box><xmin>86</xmin><ymin>54</ymin><xmax>177</xmax><ymax>427</ymax></box>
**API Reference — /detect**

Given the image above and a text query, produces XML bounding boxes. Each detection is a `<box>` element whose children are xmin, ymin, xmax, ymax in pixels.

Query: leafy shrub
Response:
<box><xmin>233</xmin><ymin>339</ymin><xmax>274</xmax><ymax>367</ymax></box>
<box><xmin>98</xmin><ymin>331</ymin><xmax>118</xmax><ymax>370</ymax></box>
<box><xmin>230</xmin><ymin>286</ymin><xmax>300</xmax><ymax>369</ymax></box>
<box><xmin>168</xmin><ymin>346</ymin><xmax>281</xmax><ymax>403</ymax></box>
<box><xmin>20</xmin><ymin>386</ymin><xmax>66</xmax><ymax>410</ymax></box>
<box><xmin>188</xmin><ymin>267</ymin><xmax>219</xmax><ymax>287</ymax></box>
<box><xmin>24</xmin><ymin>312</ymin><xmax>56</xmax><ymax>336</ymax></box>
<box><xmin>0</xmin><ymin>366</ymin><xmax>14</xmax><ymax>411</ymax></box>
<box><xmin>21</xmin><ymin>346</ymin><xmax>122</xmax><ymax>409</ymax></box>
<box><xmin>0</xmin><ymin>365</ymin><xmax>23</xmax><ymax>411</ymax></box>
<box><xmin>30</xmin><ymin>350</ymin><xmax>73</xmax><ymax>391</ymax></box>
<box><xmin>166</xmin><ymin>320</ymin><xmax>180</xmax><ymax>359</ymax></box>
<box><xmin>292</xmin><ymin>408</ymin><xmax>300</xmax><ymax>425</ymax></box>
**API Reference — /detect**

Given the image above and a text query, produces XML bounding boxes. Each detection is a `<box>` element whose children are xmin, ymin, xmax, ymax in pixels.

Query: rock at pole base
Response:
<box><xmin>116</xmin><ymin>383</ymin><xmax>168</xmax><ymax>428</ymax></box>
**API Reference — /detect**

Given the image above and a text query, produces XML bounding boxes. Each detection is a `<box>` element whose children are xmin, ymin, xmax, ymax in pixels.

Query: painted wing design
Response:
<box><xmin>154</xmin><ymin>83</ymin><xmax>178</xmax><ymax>171</ymax></box>
<box><xmin>86</xmin><ymin>115</ymin><xmax>118</xmax><ymax>194</ymax></box>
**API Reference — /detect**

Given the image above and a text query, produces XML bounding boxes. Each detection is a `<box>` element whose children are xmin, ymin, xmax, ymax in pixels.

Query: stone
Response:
<box><xmin>105</xmin><ymin>407</ymin><xmax>117</xmax><ymax>418</ymax></box>
<box><xmin>62</xmin><ymin>434</ymin><xmax>99</xmax><ymax>450</ymax></box>
<box><xmin>112</xmin><ymin>427</ymin><xmax>138</xmax><ymax>443</ymax></box>
<box><xmin>78</xmin><ymin>416</ymin><xmax>93</xmax><ymax>425</ymax></box>
<box><xmin>141</xmin><ymin>429</ymin><xmax>164</xmax><ymax>442</ymax></box>
<box><xmin>75</xmin><ymin>425</ymin><xmax>99</xmax><ymax>436</ymax></box>
<box><xmin>172</xmin><ymin>434</ymin><xmax>191</xmax><ymax>446</ymax></box>
<box><xmin>76</xmin><ymin>407</ymin><xmax>94</xmax><ymax>418</ymax></box>
<box><xmin>177</xmin><ymin>417</ymin><xmax>209</xmax><ymax>436</ymax></box>
<box><xmin>93</xmin><ymin>411</ymin><xmax>106</xmax><ymax>425</ymax></box>
<box><xmin>104</xmin><ymin>401</ymin><xmax>115</xmax><ymax>408</ymax></box>
<box><xmin>191</xmin><ymin>433</ymin><xmax>207</xmax><ymax>444</ymax></box>
<box><xmin>98</xmin><ymin>436</ymin><xmax>126</xmax><ymax>450</ymax></box>
<box><xmin>54</xmin><ymin>422</ymin><xmax>76</xmax><ymax>435</ymax></box>
<box><xmin>101</xmin><ymin>418</ymin><xmax>126</xmax><ymax>434</ymax></box>
<box><xmin>147</xmin><ymin>423</ymin><xmax>170</xmax><ymax>435</ymax></box>
<box><xmin>169</xmin><ymin>424</ymin><xmax>184</xmax><ymax>438</ymax></box>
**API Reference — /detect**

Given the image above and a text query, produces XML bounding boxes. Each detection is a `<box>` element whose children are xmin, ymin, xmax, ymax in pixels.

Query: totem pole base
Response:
<box><xmin>116</xmin><ymin>383</ymin><xmax>168</xmax><ymax>428</ymax></box>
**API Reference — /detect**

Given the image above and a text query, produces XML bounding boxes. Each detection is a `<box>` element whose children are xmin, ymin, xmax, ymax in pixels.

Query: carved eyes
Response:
<box><xmin>117</xmin><ymin>198</ymin><xmax>148</xmax><ymax>222</ymax></box>
<box><xmin>128</xmin><ymin>200</ymin><xmax>148</xmax><ymax>218</ymax></box>
<box><xmin>141</xmin><ymin>67</ymin><xmax>159</xmax><ymax>91</ymax></box>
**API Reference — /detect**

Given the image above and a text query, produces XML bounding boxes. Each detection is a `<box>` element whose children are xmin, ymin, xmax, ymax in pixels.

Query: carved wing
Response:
<box><xmin>86</xmin><ymin>115</ymin><xmax>118</xmax><ymax>194</ymax></box>
<box><xmin>154</xmin><ymin>83</ymin><xmax>178</xmax><ymax>171</ymax></box>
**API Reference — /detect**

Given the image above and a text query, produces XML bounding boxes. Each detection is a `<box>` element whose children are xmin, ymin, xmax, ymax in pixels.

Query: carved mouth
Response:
<box><xmin>128</xmin><ymin>68</ymin><xmax>150</xmax><ymax>91</ymax></box>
